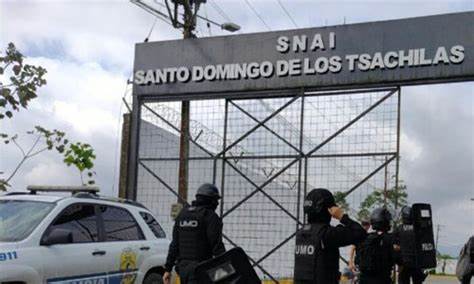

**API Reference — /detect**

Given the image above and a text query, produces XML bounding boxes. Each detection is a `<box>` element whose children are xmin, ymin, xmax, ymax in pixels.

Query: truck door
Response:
<box><xmin>97</xmin><ymin>204</ymin><xmax>144</xmax><ymax>283</ymax></box>
<box><xmin>40</xmin><ymin>203</ymin><xmax>108</xmax><ymax>284</ymax></box>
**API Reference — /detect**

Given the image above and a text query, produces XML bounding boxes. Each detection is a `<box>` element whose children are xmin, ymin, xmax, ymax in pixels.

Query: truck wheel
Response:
<box><xmin>143</xmin><ymin>272</ymin><xmax>164</xmax><ymax>284</ymax></box>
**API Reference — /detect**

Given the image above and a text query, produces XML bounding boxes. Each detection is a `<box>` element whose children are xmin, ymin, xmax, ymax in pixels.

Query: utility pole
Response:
<box><xmin>131</xmin><ymin>0</ymin><xmax>240</xmax><ymax>217</ymax></box>
<box><xmin>176</xmin><ymin>0</ymin><xmax>208</xmax><ymax>205</ymax></box>
<box><xmin>178</xmin><ymin>0</ymin><xmax>196</xmax><ymax>205</ymax></box>
<box><xmin>435</xmin><ymin>224</ymin><xmax>444</xmax><ymax>255</ymax></box>
<box><xmin>383</xmin><ymin>156</ymin><xmax>388</xmax><ymax>207</ymax></box>
<box><xmin>178</xmin><ymin>102</ymin><xmax>190</xmax><ymax>204</ymax></box>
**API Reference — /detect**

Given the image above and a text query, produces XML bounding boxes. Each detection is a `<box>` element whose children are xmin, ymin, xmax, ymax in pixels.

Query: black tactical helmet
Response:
<box><xmin>370</xmin><ymin>207</ymin><xmax>392</xmax><ymax>232</ymax></box>
<box><xmin>401</xmin><ymin>206</ymin><xmax>413</xmax><ymax>224</ymax></box>
<box><xmin>196</xmin><ymin>183</ymin><xmax>221</xmax><ymax>199</ymax></box>
<box><xmin>303</xmin><ymin>188</ymin><xmax>336</xmax><ymax>216</ymax></box>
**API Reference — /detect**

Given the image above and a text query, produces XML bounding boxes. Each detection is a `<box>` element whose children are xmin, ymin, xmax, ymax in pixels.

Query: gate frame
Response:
<box><xmin>128</xmin><ymin>86</ymin><xmax>402</xmax><ymax>282</ymax></box>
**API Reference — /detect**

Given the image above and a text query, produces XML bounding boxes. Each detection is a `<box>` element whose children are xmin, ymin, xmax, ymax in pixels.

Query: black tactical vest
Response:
<box><xmin>358</xmin><ymin>232</ymin><xmax>394</xmax><ymax>277</ymax></box>
<box><xmin>294</xmin><ymin>223</ymin><xmax>338</xmax><ymax>283</ymax></box>
<box><xmin>177</xmin><ymin>206</ymin><xmax>211</xmax><ymax>261</ymax></box>
<box><xmin>399</xmin><ymin>224</ymin><xmax>417</xmax><ymax>268</ymax></box>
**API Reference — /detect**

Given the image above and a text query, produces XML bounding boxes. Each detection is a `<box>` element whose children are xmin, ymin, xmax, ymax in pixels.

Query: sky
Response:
<box><xmin>0</xmin><ymin>0</ymin><xmax>473</xmax><ymax>256</ymax></box>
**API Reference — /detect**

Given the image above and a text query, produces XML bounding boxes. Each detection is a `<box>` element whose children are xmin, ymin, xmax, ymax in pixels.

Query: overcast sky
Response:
<box><xmin>0</xmin><ymin>0</ymin><xmax>473</xmax><ymax>256</ymax></box>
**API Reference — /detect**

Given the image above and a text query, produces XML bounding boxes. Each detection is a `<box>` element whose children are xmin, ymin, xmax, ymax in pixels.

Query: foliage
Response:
<box><xmin>334</xmin><ymin>191</ymin><xmax>350</xmax><ymax>211</ymax></box>
<box><xmin>437</xmin><ymin>253</ymin><xmax>455</xmax><ymax>274</ymax></box>
<box><xmin>63</xmin><ymin>142</ymin><xmax>96</xmax><ymax>186</ymax></box>
<box><xmin>437</xmin><ymin>253</ymin><xmax>455</xmax><ymax>259</ymax></box>
<box><xmin>357</xmin><ymin>183</ymin><xmax>408</xmax><ymax>222</ymax></box>
<box><xmin>0</xmin><ymin>42</ymin><xmax>47</xmax><ymax>119</ymax></box>
<box><xmin>0</xmin><ymin>126</ymin><xmax>68</xmax><ymax>191</ymax></box>
<box><xmin>0</xmin><ymin>43</ymin><xmax>96</xmax><ymax>190</ymax></box>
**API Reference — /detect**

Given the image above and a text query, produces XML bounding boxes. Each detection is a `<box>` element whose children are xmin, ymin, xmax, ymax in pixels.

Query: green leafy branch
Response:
<box><xmin>0</xmin><ymin>43</ymin><xmax>97</xmax><ymax>190</ymax></box>
<box><xmin>334</xmin><ymin>191</ymin><xmax>351</xmax><ymax>211</ymax></box>
<box><xmin>357</xmin><ymin>182</ymin><xmax>408</xmax><ymax>222</ymax></box>
<box><xmin>0</xmin><ymin>126</ymin><xmax>67</xmax><ymax>191</ymax></box>
<box><xmin>0</xmin><ymin>42</ymin><xmax>47</xmax><ymax>119</ymax></box>
<box><xmin>331</xmin><ymin>177</ymin><xmax>408</xmax><ymax>223</ymax></box>
<box><xmin>63</xmin><ymin>142</ymin><xmax>96</xmax><ymax>186</ymax></box>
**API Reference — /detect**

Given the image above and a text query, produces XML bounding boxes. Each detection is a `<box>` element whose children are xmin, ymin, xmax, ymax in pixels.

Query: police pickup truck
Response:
<box><xmin>0</xmin><ymin>186</ymin><xmax>170</xmax><ymax>284</ymax></box>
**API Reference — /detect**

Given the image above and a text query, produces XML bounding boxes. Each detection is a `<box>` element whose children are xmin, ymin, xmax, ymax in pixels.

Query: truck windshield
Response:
<box><xmin>0</xmin><ymin>200</ymin><xmax>55</xmax><ymax>242</ymax></box>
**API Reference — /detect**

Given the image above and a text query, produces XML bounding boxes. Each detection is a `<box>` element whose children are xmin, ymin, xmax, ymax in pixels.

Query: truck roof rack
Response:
<box><xmin>10</xmin><ymin>186</ymin><xmax>145</xmax><ymax>209</ymax></box>
<box><xmin>2</xmin><ymin>192</ymin><xmax>30</xmax><ymax>196</ymax></box>
<box><xmin>72</xmin><ymin>193</ymin><xmax>146</xmax><ymax>208</ymax></box>
<box><xmin>27</xmin><ymin>185</ymin><xmax>100</xmax><ymax>195</ymax></box>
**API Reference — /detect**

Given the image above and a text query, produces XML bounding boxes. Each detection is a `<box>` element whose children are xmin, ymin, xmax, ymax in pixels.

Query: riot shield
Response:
<box><xmin>412</xmin><ymin>203</ymin><xmax>437</xmax><ymax>268</ymax></box>
<box><xmin>194</xmin><ymin>247</ymin><xmax>260</xmax><ymax>284</ymax></box>
<box><xmin>399</xmin><ymin>223</ymin><xmax>417</xmax><ymax>268</ymax></box>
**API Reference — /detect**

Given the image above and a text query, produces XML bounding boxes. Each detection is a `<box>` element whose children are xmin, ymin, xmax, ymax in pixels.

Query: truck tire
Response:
<box><xmin>143</xmin><ymin>272</ymin><xmax>163</xmax><ymax>284</ymax></box>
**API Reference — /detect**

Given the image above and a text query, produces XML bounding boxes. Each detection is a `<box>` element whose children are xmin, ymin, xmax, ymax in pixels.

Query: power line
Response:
<box><xmin>111</xmin><ymin>101</ymin><xmax>124</xmax><ymax>194</ymax></box>
<box><xmin>204</xmin><ymin>4</ymin><xmax>212</xmax><ymax>36</ymax></box>
<box><xmin>144</xmin><ymin>17</ymin><xmax>158</xmax><ymax>42</ymax></box>
<box><xmin>276</xmin><ymin>0</ymin><xmax>298</xmax><ymax>28</ymax></box>
<box><xmin>209</xmin><ymin>0</ymin><xmax>232</xmax><ymax>22</ymax></box>
<box><xmin>196</xmin><ymin>25</ymin><xmax>206</xmax><ymax>37</ymax></box>
<box><xmin>134</xmin><ymin>0</ymin><xmax>174</xmax><ymax>27</ymax></box>
<box><xmin>111</xmin><ymin>81</ymin><xmax>132</xmax><ymax>194</ymax></box>
<box><xmin>154</xmin><ymin>13</ymin><xmax>174</xmax><ymax>27</ymax></box>
<box><xmin>208</xmin><ymin>0</ymin><xmax>242</xmax><ymax>34</ymax></box>
<box><xmin>244</xmin><ymin>0</ymin><xmax>271</xmax><ymax>31</ymax></box>
<box><xmin>435</xmin><ymin>224</ymin><xmax>445</xmax><ymax>254</ymax></box>
<box><xmin>153</xmin><ymin>0</ymin><xmax>226</xmax><ymax>30</ymax></box>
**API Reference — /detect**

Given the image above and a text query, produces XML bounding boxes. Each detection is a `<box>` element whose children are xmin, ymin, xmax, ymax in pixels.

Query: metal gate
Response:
<box><xmin>135</xmin><ymin>87</ymin><xmax>400</xmax><ymax>282</ymax></box>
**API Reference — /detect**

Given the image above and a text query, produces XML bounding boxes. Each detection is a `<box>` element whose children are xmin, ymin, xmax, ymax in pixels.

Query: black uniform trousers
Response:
<box><xmin>461</xmin><ymin>274</ymin><xmax>472</xmax><ymax>284</ymax></box>
<box><xmin>398</xmin><ymin>266</ymin><xmax>426</xmax><ymax>284</ymax></box>
<box><xmin>165</xmin><ymin>203</ymin><xmax>226</xmax><ymax>284</ymax></box>
<box><xmin>359</xmin><ymin>274</ymin><xmax>392</xmax><ymax>284</ymax></box>
<box><xmin>177</xmin><ymin>260</ymin><xmax>199</xmax><ymax>284</ymax></box>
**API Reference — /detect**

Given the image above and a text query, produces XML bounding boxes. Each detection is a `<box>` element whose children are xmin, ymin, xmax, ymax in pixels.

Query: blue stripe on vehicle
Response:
<box><xmin>47</xmin><ymin>269</ymin><xmax>138</xmax><ymax>284</ymax></box>
<box><xmin>107</xmin><ymin>271</ymin><xmax>138</xmax><ymax>284</ymax></box>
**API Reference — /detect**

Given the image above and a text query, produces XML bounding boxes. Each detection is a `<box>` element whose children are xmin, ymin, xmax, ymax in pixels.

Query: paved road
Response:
<box><xmin>340</xmin><ymin>275</ymin><xmax>463</xmax><ymax>283</ymax></box>
<box><xmin>427</xmin><ymin>275</ymin><xmax>459</xmax><ymax>283</ymax></box>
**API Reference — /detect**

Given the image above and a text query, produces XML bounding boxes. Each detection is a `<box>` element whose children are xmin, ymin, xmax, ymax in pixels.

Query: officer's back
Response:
<box><xmin>163</xmin><ymin>184</ymin><xmax>225</xmax><ymax>284</ymax></box>
<box><xmin>177</xmin><ymin>205</ymin><xmax>215</xmax><ymax>262</ymax></box>
<box><xmin>394</xmin><ymin>205</ymin><xmax>428</xmax><ymax>284</ymax></box>
<box><xmin>294</xmin><ymin>188</ymin><xmax>367</xmax><ymax>284</ymax></box>
<box><xmin>358</xmin><ymin>208</ymin><xmax>395</xmax><ymax>284</ymax></box>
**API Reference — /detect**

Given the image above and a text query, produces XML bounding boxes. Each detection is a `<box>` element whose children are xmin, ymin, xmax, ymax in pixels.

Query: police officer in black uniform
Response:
<box><xmin>458</xmin><ymin>236</ymin><xmax>474</xmax><ymax>284</ymax></box>
<box><xmin>349</xmin><ymin>219</ymin><xmax>371</xmax><ymax>273</ymax></box>
<box><xmin>294</xmin><ymin>188</ymin><xmax>367</xmax><ymax>284</ymax></box>
<box><xmin>358</xmin><ymin>208</ymin><xmax>396</xmax><ymax>284</ymax></box>
<box><xmin>395</xmin><ymin>206</ymin><xmax>427</xmax><ymax>284</ymax></box>
<box><xmin>163</xmin><ymin>183</ymin><xmax>226</xmax><ymax>284</ymax></box>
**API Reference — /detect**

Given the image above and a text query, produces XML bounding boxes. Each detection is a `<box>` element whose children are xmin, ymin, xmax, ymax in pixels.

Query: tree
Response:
<box><xmin>357</xmin><ymin>183</ymin><xmax>408</xmax><ymax>222</ymax></box>
<box><xmin>63</xmin><ymin>142</ymin><xmax>96</xmax><ymax>186</ymax></box>
<box><xmin>0</xmin><ymin>42</ymin><xmax>47</xmax><ymax>120</ymax></box>
<box><xmin>437</xmin><ymin>254</ymin><xmax>455</xmax><ymax>275</ymax></box>
<box><xmin>334</xmin><ymin>191</ymin><xmax>351</xmax><ymax>211</ymax></box>
<box><xmin>0</xmin><ymin>43</ymin><xmax>96</xmax><ymax>190</ymax></box>
<box><xmin>0</xmin><ymin>127</ymin><xmax>68</xmax><ymax>191</ymax></box>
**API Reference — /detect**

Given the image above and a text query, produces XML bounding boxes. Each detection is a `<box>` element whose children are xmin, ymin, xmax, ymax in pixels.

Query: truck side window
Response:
<box><xmin>140</xmin><ymin>212</ymin><xmax>166</xmax><ymax>239</ymax></box>
<box><xmin>100</xmin><ymin>205</ymin><xmax>145</xmax><ymax>241</ymax></box>
<box><xmin>47</xmin><ymin>204</ymin><xmax>99</xmax><ymax>243</ymax></box>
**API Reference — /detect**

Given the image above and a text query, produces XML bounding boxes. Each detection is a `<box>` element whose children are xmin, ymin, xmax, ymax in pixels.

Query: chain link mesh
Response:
<box><xmin>136</xmin><ymin>88</ymin><xmax>399</xmax><ymax>281</ymax></box>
